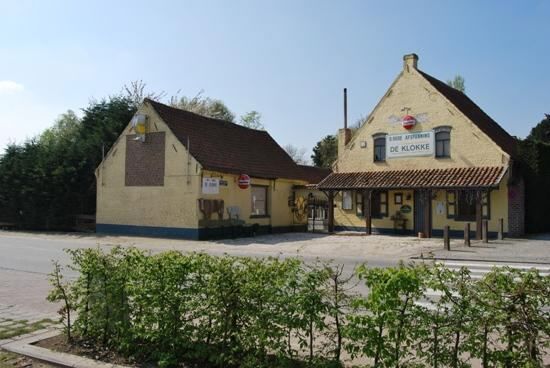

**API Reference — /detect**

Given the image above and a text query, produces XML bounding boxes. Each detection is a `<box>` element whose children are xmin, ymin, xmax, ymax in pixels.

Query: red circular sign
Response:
<box><xmin>402</xmin><ymin>115</ymin><xmax>416</xmax><ymax>130</ymax></box>
<box><xmin>238</xmin><ymin>174</ymin><xmax>251</xmax><ymax>189</ymax></box>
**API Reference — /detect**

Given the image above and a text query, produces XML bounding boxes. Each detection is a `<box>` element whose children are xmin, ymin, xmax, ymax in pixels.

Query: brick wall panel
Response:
<box><xmin>125</xmin><ymin>132</ymin><xmax>165</xmax><ymax>186</ymax></box>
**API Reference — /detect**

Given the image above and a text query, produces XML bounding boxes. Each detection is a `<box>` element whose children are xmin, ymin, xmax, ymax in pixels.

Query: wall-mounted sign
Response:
<box><xmin>219</xmin><ymin>179</ymin><xmax>228</xmax><ymax>186</ymax></box>
<box><xmin>202</xmin><ymin>178</ymin><xmax>219</xmax><ymax>194</ymax></box>
<box><xmin>387</xmin><ymin>131</ymin><xmax>434</xmax><ymax>158</ymax></box>
<box><xmin>131</xmin><ymin>114</ymin><xmax>148</xmax><ymax>142</ymax></box>
<box><xmin>238</xmin><ymin>174</ymin><xmax>251</xmax><ymax>189</ymax></box>
<box><xmin>388</xmin><ymin>113</ymin><xmax>429</xmax><ymax>128</ymax></box>
<box><xmin>401</xmin><ymin>115</ymin><xmax>416</xmax><ymax>130</ymax></box>
<box><xmin>400</xmin><ymin>205</ymin><xmax>412</xmax><ymax>214</ymax></box>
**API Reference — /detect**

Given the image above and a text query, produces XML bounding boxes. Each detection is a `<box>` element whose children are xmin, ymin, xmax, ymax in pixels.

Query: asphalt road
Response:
<box><xmin>0</xmin><ymin>231</ymin><xmax>403</xmax><ymax>321</ymax></box>
<box><xmin>0</xmin><ymin>230</ymin><xmax>547</xmax><ymax>325</ymax></box>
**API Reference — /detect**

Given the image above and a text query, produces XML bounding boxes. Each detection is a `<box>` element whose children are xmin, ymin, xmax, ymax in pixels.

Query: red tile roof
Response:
<box><xmin>317</xmin><ymin>166</ymin><xmax>506</xmax><ymax>190</ymax></box>
<box><xmin>418</xmin><ymin>70</ymin><xmax>517</xmax><ymax>157</ymax></box>
<box><xmin>146</xmin><ymin>99</ymin><xmax>330</xmax><ymax>183</ymax></box>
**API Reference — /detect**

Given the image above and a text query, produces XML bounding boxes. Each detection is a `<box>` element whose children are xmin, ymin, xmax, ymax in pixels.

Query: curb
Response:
<box><xmin>0</xmin><ymin>329</ymin><xmax>129</xmax><ymax>368</ymax></box>
<box><xmin>410</xmin><ymin>256</ymin><xmax>550</xmax><ymax>266</ymax></box>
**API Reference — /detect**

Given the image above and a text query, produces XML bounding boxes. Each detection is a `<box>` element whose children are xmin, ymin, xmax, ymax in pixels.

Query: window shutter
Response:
<box><xmin>356</xmin><ymin>192</ymin><xmax>363</xmax><ymax>216</ymax></box>
<box><xmin>380</xmin><ymin>191</ymin><xmax>388</xmax><ymax>216</ymax></box>
<box><xmin>482</xmin><ymin>191</ymin><xmax>491</xmax><ymax>219</ymax></box>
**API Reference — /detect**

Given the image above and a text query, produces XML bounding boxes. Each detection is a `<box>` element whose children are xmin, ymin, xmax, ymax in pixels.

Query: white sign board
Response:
<box><xmin>202</xmin><ymin>178</ymin><xmax>219</xmax><ymax>194</ymax></box>
<box><xmin>387</xmin><ymin>131</ymin><xmax>434</xmax><ymax>158</ymax></box>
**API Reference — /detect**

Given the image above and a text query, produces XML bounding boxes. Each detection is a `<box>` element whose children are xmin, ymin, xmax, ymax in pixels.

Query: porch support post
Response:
<box><xmin>327</xmin><ymin>190</ymin><xmax>335</xmax><ymax>233</ymax></box>
<box><xmin>365</xmin><ymin>189</ymin><xmax>372</xmax><ymax>235</ymax></box>
<box><xmin>476</xmin><ymin>190</ymin><xmax>483</xmax><ymax>240</ymax></box>
<box><xmin>464</xmin><ymin>223</ymin><xmax>471</xmax><ymax>247</ymax></box>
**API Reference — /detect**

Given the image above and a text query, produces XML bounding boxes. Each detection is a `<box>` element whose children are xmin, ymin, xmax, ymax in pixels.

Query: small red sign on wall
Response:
<box><xmin>238</xmin><ymin>174</ymin><xmax>251</xmax><ymax>189</ymax></box>
<box><xmin>402</xmin><ymin>115</ymin><xmax>416</xmax><ymax>130</ymax></box>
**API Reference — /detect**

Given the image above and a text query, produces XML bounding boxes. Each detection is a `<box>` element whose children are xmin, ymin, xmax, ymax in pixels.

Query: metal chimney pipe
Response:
<box><xmin>344</xmin><ymin>88</ymin><xmax>348</xmax><ymax>129</ymax></box>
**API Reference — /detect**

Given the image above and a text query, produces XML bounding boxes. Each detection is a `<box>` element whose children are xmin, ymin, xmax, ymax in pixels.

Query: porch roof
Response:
<box><xmin>317</xmin><ymin>166</ymin><xmax>507</xmax><ymax>191</ymax></box>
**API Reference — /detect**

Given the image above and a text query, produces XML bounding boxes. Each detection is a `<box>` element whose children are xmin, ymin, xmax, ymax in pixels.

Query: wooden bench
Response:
<box><xmin>0</xmin><ymin>222</ymin><xmax>16</xmax><ymax>230</ymax></box>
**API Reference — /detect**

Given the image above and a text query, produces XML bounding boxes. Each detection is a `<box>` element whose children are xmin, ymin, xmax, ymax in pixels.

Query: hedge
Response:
<box><xmin>48</xmin><ymin>247</ymin><xmax>550</xmax><ymax>367</ymax></box>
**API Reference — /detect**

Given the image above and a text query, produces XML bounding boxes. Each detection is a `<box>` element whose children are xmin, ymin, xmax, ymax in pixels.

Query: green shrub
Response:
<box><xmin>49</xmin><ymin>248</ymin><xmax>549</xmax><ymax>367</ymax></box>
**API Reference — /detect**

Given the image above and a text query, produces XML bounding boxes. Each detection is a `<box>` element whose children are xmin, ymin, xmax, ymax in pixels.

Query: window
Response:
<box><xmin>373</xmin><ymin>136</ymin><xmax>386</xmax><ymax>162</ymax></box>
<box><xmin>435</xmin><ymin>127</ymin><xmax>451</xmax><ymax>158</ymax></box>
<box><xmin>356</xmin><ymin>192</ymin><xmax>363</xmax><ymax>216</ymax></box>
<box><xmin>394</xmin><ymin>192</ymin><xmax>403</xmax><ymax>204</ymax></box>
<box><xmin>342</xmin><ymin>191</ymin><xmax>353</xmax><ymax>210</ymax></box>
<box><xmin>456</xmin><ymin>190</ymin><xmax>476</xmax><ymax>221</ymax></box>
<box><xmin>371</xmin><ymin>191</ymin><xmax>388</xmax><ymax>218</ymax></box>
<box><xmin>251</xmin><ymin>185</ymin><xmax>268</xmax><ymax>216</ymax></box>
<box><xmin>446</xmin><ymin>190</ymin><xmax>490</xmax><ymax>221</ymax></box>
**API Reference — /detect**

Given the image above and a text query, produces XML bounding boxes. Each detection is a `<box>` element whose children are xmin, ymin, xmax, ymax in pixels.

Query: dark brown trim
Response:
<box><xmin>476</xmin><ymin>190</ymin><xmax>483</xmax><ymax>240</ymax></box>
<box><xmin>365</xmin><ymin>189</ymin><xmax>372</xmax><ymax>235</ymax></box>
<box><xmin>327</xmin><ymin>191</ymin><xmax>335</xmax><ymax>233</ymax></box>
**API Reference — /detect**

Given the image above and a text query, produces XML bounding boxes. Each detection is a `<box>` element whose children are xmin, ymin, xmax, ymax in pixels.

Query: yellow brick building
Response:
<box><xmin>95</xmin><ymin>99</ymin><xmax>328</xmax><ymax>239</ymax></box>
<box><xmin>317</xmin><ymin>54</ymin><xmax>524</xmax><ymax>238</ymax></box>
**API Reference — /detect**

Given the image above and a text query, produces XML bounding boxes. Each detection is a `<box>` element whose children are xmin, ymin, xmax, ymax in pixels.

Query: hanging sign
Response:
<box><xmin>238</xmin><ymin>174</ymin><xmax>251</xmax><ymax>189</ymax></box>
<box><xmin>202</xmin><ymin>178</ymin><xmax>219</xmax><ymax>194</ymax></box>
<box><xmin>387</xmin><ymin>131</ymin><xmax>434</xmax><ymax>158</ymax></box>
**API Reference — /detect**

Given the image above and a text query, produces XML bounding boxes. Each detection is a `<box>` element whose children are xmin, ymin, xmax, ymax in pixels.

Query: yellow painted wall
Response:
<box><xmin>96</xmin><ymin>100</ymin><xmax>311</xmax><ymax>232</ymax></box>
<box><xmin>334</xmin><ymin>184</ymin><xmax>508</xmax><ymax>234</ymax></box>
<box><xmin>96</xmin><ymin>103</ymin><xmax>202</xmax><ymax>229</ymax></box>
<box><xmin>335</xmin><ymin>66</ymin><xmax>510</xmax><ymax>173</ymax></box>
<box><xmin>331</xmin><ymin>58</ymin><xmax>512</xmax><ymax>235</ymax></box>
<box><xmin>199</xmin><ymin>171</ymin><xmax>309</xmax><ymax>228</ymax></box>
<box><xmin>431</xmin><ymin>173</ymin><xmax>509</xmax><ymax>233</ymax></box>
<box><xmin>334</xmin><ymin>190</ymin><xmax>414</xmax><ymax>231</ymax></box>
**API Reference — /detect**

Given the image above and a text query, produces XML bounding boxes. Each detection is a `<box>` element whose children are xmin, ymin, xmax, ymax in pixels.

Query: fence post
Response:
<box><xmin>444</xmin><ymin>225</ymin><xmax>450</xmax><ymax>251</ymax></box>
<box><xmin>482</xmin><ymin>219</ymin><xmax>489</xmax><ymax>243</ymax></box>
<box><xmin>498</xmin><ymin>218</ymin><xmax>504</xmax><ymax>240</ymax></box>
<box><xmin>464</xmin><ymin>223</ymin><xmax>471</xmax><ymax>247</ymax></box>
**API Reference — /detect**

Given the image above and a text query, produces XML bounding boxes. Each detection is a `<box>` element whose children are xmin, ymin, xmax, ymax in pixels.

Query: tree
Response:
<box><xmin>239</xmin><ymin>110</ymin><xmax>264</xmax><ymax>130</ymax></box>
<box><xmin>122</xmin><ymin>80</ymin><xmax>166</xmax><ymax>109</ymax></box>
<box><xmin>446</xmin><ymin>75</ymin><xmax>466</xmax><ymax>93</ymax></box>
<box><xmin>351</xmin><ymin>115</ymin><xmax>367</xmax><ymax>134</ymax></box>
<box><xmin>526</xmin><ymin>114</ymin><xmax>550</xmax><ymax>143</ymax></box>
<box><xmin>171</xmin><ymin>91</ymin><xmax>236</xmax><ymax>122</ymax></box>
<box><xmin>0</xmin><ymin>96</ymin><xmax>136</xmax><ymax>229</ymax></box>
<box><xmin>284</xmin><ymin>144</ymin><xmax>308</xmax><ymax>164</ymax></box>
<box><xmin>39</xmin><ymin>110</ymin><xmax>81</xmax><ymax>147</ymax></box>
<box><xmin>311</xmin><ymin>135</ymin><xmax>337</xmax><ymax>168</ymax></box>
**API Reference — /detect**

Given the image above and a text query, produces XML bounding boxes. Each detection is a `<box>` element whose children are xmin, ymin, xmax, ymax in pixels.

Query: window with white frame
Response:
<box><xmin>435</xmin><ymin>126</ymin><xmax>452</xmax><ymax>158</ymax></box>
<box><xmin>251</xmin><ymin>185</ymin><xmax>268</xmax><ymax>216</ymax></box>
<box><xmin>373</xmin><ymin>136</ymin><xmax>386</xmax><ymax>162</ymax></box>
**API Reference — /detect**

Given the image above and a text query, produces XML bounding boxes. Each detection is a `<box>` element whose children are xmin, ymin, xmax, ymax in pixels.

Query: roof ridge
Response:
<box><xmin>144</xmin><ymin>98</ymin><xmax>268</xmax><ymax>133</ymax></box>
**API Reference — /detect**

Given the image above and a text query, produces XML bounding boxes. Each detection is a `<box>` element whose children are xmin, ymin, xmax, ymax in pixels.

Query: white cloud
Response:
<box><xmin>0</xmin><ymin>80</ymin><xmax>24</xmax><ymax>94</ymax></box>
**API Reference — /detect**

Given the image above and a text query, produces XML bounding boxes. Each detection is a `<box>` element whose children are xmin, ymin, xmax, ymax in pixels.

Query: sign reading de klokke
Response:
<box><xmin>386</xmin><ymin>131</ymin><xmax>434</xmax><ymax>158</ymax></box>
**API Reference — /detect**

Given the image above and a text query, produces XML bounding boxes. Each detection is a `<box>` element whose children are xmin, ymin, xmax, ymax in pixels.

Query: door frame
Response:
<box><xmin>413</xmin><ymin>190</ymin><xmax>432</xmax><ymax>237</ymax></box>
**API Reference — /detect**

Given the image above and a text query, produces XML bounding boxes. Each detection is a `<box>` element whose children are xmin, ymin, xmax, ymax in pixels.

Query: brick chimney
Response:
<box><xmin>338</xmin><ymin>88</ymin><xmax>351</xmax><ymax>158</ymax></box>
<box><xmin>403</xmin><ymin>53</ymin><xmax>418</xmax><ymax>72</ymax></box>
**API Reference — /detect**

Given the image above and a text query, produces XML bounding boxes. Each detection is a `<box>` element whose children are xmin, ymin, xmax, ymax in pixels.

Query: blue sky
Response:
<box><xmin>1</xmin><ymin>1</ymin><xmax>549</xmax><ymax>159</ymax></box>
